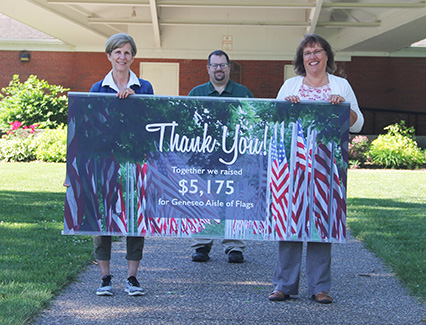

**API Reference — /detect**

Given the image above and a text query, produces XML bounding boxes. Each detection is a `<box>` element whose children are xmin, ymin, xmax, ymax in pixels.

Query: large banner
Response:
<box><xmin>63</xmin><ymin>93</ymin><xmax>349</xmax><ymax>242</ymax></box>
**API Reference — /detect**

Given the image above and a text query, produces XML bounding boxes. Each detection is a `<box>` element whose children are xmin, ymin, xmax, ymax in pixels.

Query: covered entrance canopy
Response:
<box><xmin>1</xmin><ymin>0</ymin><xmax>425</xmax><ymax>60</ymax></box>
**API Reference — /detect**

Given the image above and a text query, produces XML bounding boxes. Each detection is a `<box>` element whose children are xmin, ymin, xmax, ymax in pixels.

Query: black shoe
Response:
<box><xmin>125</xmin><ymin>276</ymin><xmax>146</xmax><ymax>296</ymax></box>
<box><xmin>192</xmin><ymin>247</ymin><xmax>210</xmax><ymax>262</ymax></box>
<box><xmin>228</xmin><ymin>251</ymin><xmax>244</xmax><ymax>263</ymax></box>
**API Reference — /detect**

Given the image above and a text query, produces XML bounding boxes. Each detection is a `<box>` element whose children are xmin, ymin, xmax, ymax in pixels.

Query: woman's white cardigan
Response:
<box><xmin>276</xmin><ymin>74</ymin><xmax>364</xmax><ymax>133</ymax></box>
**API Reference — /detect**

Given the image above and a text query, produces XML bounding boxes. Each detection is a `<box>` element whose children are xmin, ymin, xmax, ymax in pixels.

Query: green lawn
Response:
<box><xmin>0</xmin><ymin>163</ymin><xmax>425</xmax><ymax>324</ymax></box>
<box><xmin>0</xmin><ymin>162</ymin><xmax>93</xmax><ymax>325</ymax></box>
<box><xmin>347</xmin><ymin>169</ymin><xmax>426</xmax><ymax>301</ymax></box>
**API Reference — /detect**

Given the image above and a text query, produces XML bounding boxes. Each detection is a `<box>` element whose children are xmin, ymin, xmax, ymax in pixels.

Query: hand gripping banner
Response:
<box><xmin>63</xmin><ymin>93</ymin><xmax>350</xmax><ymax>242</ymax></box>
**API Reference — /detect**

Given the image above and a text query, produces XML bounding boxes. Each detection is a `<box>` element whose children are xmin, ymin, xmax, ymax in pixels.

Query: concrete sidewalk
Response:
<box><xmin>33</xmin><ymin>234</ymin><xmax>426</xmax><ymax>324</ymax></box>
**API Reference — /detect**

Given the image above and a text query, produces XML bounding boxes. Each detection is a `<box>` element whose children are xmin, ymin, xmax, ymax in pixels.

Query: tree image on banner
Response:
<box><xmin>64</xmin><ymin>93</ymin><xmax>349</xmax><ymax>242</ymax></box>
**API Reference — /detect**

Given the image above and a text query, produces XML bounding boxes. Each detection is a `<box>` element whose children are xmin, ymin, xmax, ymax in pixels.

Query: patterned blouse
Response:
<box><xmin>298</xmin><ymin>83</ymin><xmax>331</xmax><ymax>101</ymax></box>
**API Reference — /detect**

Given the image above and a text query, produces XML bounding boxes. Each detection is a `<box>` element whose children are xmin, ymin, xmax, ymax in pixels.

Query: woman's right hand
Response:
<box><xmin>117</xmin><ymin>88</ymin><xmax>135</xmax><ymax>99</ymax></box>
<box><xmin>285</xmin><ymin>95</ymin><xmax>300</xmax><ymax>103</ymax></box>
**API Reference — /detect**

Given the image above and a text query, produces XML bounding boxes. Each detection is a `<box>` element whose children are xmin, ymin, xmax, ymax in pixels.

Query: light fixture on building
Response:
<box><xmin>19</xmin><ymin>51</ymin><xmax>31</xmax><ymax>62</ymax></box>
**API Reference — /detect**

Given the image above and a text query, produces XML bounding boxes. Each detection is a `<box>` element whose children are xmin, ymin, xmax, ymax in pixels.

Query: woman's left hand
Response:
<box><xmin>117</xmin><ymin>88</ymin><xmax>135</xmax><ymax>99</ymax></box>
<box><xmin>328</xmin><ymin>94</ymin><xmax>345</xmax><ymax>105</ymax></box>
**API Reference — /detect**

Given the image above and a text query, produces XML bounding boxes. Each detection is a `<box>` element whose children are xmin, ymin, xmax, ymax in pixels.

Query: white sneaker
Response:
<box><xmin>125</xmin><ymin>276</ymin><xmax>146</xmax><ymax>296</ymax></box>
<box><xmin>96</xmin><ymin>275</ymin><xmax>113</xmax><ymax>296</ymax></box>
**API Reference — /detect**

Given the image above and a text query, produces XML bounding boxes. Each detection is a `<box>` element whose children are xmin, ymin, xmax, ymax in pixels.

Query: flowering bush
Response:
<box><xmin>1</xmin><ymin>120</ymin><xmax>67</xmax><ymax>162</ymax></box>
<box><xmin>3</xmin><ymin>120</ymin><xmax>39</xmax><ymax>139</ymax></box>
<box><xmin>368</xmin><ymin>121</ymin><xmax>426</xmax><ymax>169</ymax></box>
<box><xmin>0</xmin><ymin>120</ymin><xmax>39</xmax><ymax>161</ymax></box>
<box><xmin>348</xmin><ymin>135</ymin><xmax>370</xmax><ymax>168</ymax></box>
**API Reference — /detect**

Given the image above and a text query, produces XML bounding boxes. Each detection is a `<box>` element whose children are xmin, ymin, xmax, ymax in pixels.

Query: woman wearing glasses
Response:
<box><xmin>269</xmin><ymin>34</ymin><xmax>364</xmax><ymax>304</ymax></box>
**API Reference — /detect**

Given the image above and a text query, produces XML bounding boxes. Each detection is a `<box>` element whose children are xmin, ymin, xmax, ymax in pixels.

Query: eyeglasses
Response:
<box><xmin>208</xmin><ymin>63</ymin><xmax>229</xmax><ymax>69</ymax></box>
<box><xmin>303</xmin><ymin>49</ymin><xmax>325</xmax><ymax>57</ymax></box>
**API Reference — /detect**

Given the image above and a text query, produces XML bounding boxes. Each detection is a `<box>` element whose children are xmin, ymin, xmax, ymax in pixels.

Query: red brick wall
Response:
<box><xmin>0</xmin><ymin>51</ymin><xmax>107</xmax><ymax>92</ymax></box>
<box><xmin>1</xmin><ymin>50</ymin><xmax>425</xmax><ymax>133</ymax></box>
<box><xmin>338</xmin><ymin>57</ymin><xmax>426</xmax><ymax>111</ymax></box>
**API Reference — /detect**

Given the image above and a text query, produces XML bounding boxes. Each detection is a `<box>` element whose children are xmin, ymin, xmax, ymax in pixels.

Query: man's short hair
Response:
<box><xmin>208</xmin><ymin>50</ymin><xmax>230</xmax><ymax>65</ymax></box>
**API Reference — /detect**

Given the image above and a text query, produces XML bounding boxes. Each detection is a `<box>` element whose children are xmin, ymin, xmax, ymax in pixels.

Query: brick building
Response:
<box><xmin>0</xmin><ymin>8</ymin><xmax>425</xmax><ymax>138</ymax></box>
<box><xmin>1</xmin><ymin>50</ymin><xmax>425</xmax><ymax>137</ymax></box>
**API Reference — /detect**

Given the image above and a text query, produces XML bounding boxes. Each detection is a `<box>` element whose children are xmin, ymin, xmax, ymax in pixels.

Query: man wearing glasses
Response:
<box><xmin>189</xmin><ymin>50</ymin><xmax>254</xmax><ymax>98</ymax></box>
<box><xmin>188</xmin><ymin>50</ymin><xmax>254</xmax><ymax>263</ymax></box>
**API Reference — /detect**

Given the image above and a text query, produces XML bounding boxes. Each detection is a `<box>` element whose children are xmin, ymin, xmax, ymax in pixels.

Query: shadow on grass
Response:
<box><xmin>0</xmin><ymin>222</ymin><xmax>93</xmax><ymax>325</ymax></box>
<box><xmin>348</xmin><ymin>197</ymin><xmax>425</xmax><ymax>209</ymax></box>
<box><xmin>347</xmin><ymin>197</ymin><xmax>426</xmax><ymax>235</ymax></box>
<box><xmin>0</xmin><ymin>190</ymin><xmax>66</xmax><ymax>223</ymax></box>
<box><xmin>0</xmin><ymin>189</ymin><xmax>93</xmax><ymax>300</ymax></box>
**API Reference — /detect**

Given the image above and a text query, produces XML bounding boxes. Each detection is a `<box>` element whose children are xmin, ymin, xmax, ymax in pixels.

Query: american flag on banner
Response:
<box><xmin>313</xmin><ymin>143</ymin><xmax>332</xmax><ymax>240</ymax></box>
<box><xmin>291</xmin><ymin>120</ymin><xmax>309</xmax><ymax>240</ymax></box>
<box><xmin>305</xmin><ymin>127</ymin><xmax>317</xmax><ymax>239</ymax></box>
<box><xmin>64</xmin><ymin>117</ymin><xmax>83</xmax><ymax>232</ymax></box>
<box><xmin>135</xmin><ymin>162</ymin><xmax>148</xmax><ymax>235</ymax></box>
<box><xmin>82</xmin><ymin>159</ymin><xmax>102</xmax><ymax>230</ymax></box>
<box><xmin>313</xmin><ymin>142</ymin><xmax>346</xmax><ymax>241</ymax></box>
<box><xmin>64</xmin><ymin>117</ymin><xmax>102</xmax><ymax>233</ymax></box>
<box><xmin>100</xmin><ymin>157</ymin><xmax>127</xmax><ymax>234</ymax></box>
<box><xmin>331</xmin><ymin>153</ymin><xmax>346</xmax><ymax>241</ymax></box>
<box><xmin>135</xmin><ymin>161</ymin><xmax>171</xmax><ymax>237</ymax></box>
<box><xmin>270</xmin><ymin>123</ymin><xmax>290</xmax><ymax>239</ymax></box>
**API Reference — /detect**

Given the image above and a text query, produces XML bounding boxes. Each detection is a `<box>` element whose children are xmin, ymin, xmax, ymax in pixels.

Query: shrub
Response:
<box><xmin>0</xmin><ymin>137</ymin><xmax>37</xmax><ymax>162</ymax></box>
<box><xmin>0</xmin><ymin>121</ymin><xmax>38</xmax><ymax>161</ymax></box>
<box><xmin>0</xmin><ymin>121</ymin><xmax>67</xmax><ymax>163</ymax></box>
<box><xmin>368</xmin><ymin>121</ymin><xmax>426</xmax><ymax>169</ymax></box>
<box><xmin>34</xmin><ymin>127</ymin><xmax>67</xmax><ymax>162</ymax></box>
<box><xmin>0</xmin><ymin>75</ymin><xmax>69</xmax><ymax>129</ymax></box>
<box><xmin>348</xmin><ymin>135</ymin><xmax>370</xmax><ymax>168</ymax></box>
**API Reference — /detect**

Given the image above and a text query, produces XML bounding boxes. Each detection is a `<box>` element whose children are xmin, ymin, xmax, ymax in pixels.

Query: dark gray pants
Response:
<box><xmin>273</xmin><ymin>241</ymin><xmax>331</xmax><ymax>296</ymax></box>
<box><xmin>94</xmin><ymin>236</ymin><xmax>144</xmax><ymax>261</ymax></box>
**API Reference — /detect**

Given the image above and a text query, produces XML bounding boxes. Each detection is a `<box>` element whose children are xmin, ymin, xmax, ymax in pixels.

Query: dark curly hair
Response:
<box><xmin>293</xmin><ymin>34</ymin><xmax>336</xmax><ymax>76</ymax></box>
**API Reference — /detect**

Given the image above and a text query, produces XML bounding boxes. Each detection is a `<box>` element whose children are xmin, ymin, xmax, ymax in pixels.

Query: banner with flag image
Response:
<box><xmin>63</xmin><ymin>93</ymin><xmax>349</xmax><ymax>242</ymax></box>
